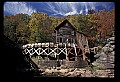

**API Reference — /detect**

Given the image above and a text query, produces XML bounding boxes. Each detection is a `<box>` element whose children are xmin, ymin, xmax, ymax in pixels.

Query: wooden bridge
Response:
<box><xmin>22</xmin><ymin>42</ymin><xmax>89</xmax><ymax>68</ymax></box>
<box><xmin>22</xmin><ymin>42</ymin><xmax>82</xmax><ymax>61</ymax></box>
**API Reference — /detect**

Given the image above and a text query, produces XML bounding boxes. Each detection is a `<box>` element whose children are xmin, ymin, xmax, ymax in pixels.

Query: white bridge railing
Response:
<box><xmin>22</xmin><ymin>42</ymin><xmax>77</xmax><ymax>58</ymax></box>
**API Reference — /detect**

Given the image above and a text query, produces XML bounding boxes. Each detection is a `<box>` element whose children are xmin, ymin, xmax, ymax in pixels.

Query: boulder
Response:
<box><xmin>93</xmin><ymin>37</ymin><xmax>115</xmax><ymax>69</ymax></box>
<box><xmin>59</xmin><ymin>69</ymin><xmax>69</xmax><ymax>74</ymax></box>
<box><xmin>45</xmin><ymin>69</ymin><xmax>53</xmax><ymax>73</ymax></box>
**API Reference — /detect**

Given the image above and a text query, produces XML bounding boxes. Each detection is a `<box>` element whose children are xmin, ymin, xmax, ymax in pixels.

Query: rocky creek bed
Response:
<box><xmin>34</xmin><ymin>66</ymin><xmax>114</xmax><ymax>78</ymax></box>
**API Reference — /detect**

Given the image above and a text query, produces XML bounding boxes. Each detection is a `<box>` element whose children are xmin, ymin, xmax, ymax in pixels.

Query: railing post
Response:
<box><xmin>65</xmin><ymin>43</ymin><xmax>69</xmax><ymax>61</ymax></box>
<box><xmin>73</xmin><ymin>43</ymin><xmax>77</xmax><ymax>61</ymax></box>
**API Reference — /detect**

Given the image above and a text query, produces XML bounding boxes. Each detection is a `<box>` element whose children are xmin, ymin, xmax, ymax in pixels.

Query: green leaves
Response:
<box><xmin>16</xmin><ymin>23</ymin><xmax>30</xmax><ymax>44</ymax></box>
<box><xmin>28</xmin><ymin>12</ymin><xmax>53</xmax><ymax>43</ymax></box>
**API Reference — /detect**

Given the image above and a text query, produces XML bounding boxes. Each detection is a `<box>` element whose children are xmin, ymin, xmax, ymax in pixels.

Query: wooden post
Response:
<box><xmin>47</xmin><ymin>42</ymin><xmax>50</xmax><ymax>61</ymax></box>
<box><xmin>65</xmin><ymin>43</ymin><xmax>69</xmax><ymax>61</ymax></box>
<box><xmin>73</xmin><ymin>43</ymin><xmax>77</xmax><ymax>61</ymax></box>
<box><xmin>56</xmin><ymin>30</ymin><xmax>57</xmax><ymax>43</ymax></box>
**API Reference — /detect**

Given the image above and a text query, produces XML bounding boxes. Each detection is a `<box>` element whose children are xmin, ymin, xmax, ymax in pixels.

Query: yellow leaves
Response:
<box><xmin>97</xmin><ymin>32</ymin><xmax>100</xmax><ymax>35</ymax></box>
<box><xmin>96</xmin><ymin>32</ymin><xmax>100</xmax><ymax>37</ymax></box>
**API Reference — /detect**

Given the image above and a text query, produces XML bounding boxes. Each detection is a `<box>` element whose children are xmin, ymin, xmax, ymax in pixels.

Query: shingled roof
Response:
<box><xmin>55</xmin><ymin>19</ymin><xmax>88</xmax><ymax>36</ymax></box>
<box><xmin>55</xmin><ymin>19</ymin><xmax>76</xmax><ymax>31</ymax></box>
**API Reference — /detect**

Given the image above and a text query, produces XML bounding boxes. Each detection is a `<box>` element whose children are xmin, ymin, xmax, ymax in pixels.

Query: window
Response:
<box><xmin>60</xmin><ymin>38</ymin><xmax>62</xmax><ymax>43</ymax></box>
<box><xmin>66</xmin><ymin>23</ymin><xmax>68</xmax><ymax>26</ymax></box>
<box><xmin>68</xmin><ymin>39</ymin><xmax>71</xmax><ymax>43</ymax></box>
<box><xmin>59</xmin><ymin>29</ymin><xmax>62</xmax><ymax>33</ymax></box>
<box><xmin>71</xmin><ymin>31</ymin><xmax>74</xmax><ymax>35</ymax></box>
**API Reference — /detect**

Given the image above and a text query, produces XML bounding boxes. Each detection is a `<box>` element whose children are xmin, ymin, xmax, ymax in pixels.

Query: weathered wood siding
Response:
<box><xmin>56</xmin><ymin>22</ymin><xmax>75</xmax><ymax>43</ymax></box>
<box><xmin>76</xmin><ymin>32</ymin><xmax>90</xmax><ymax>53</ymax></box>
<box><xmin>54</xmin><ymin>19</ymin><xmax>90</xmax><ymax>53</ymax></box>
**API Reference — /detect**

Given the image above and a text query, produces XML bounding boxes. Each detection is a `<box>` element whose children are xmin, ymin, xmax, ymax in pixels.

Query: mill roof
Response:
<box><xmin>55</xmin><ymin>19</ymin><xmax>88</xmax><ymax>36</ymax></box>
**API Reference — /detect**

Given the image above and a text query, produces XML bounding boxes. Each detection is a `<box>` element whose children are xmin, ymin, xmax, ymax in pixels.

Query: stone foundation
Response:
<box><xmin>35</xmin><ymin>57</ymin><xmax>88</xmax><ymax>68</ymax></box>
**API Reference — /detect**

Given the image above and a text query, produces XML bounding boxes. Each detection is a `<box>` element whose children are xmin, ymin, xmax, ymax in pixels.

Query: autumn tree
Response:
<box><xmin>15</xmin><ymin>14</ymin><xmax>30</xmax><ymax>45</ymax></box>
<box><xmin>28</xmin><ymin>12</ymin><xmax>53</xmax><ymax>43</ymax></box>
<box><xmin>96</xmin><ymin>9</ymin><xmax>115</xmax><ymax>46</ymax></box>
<box><xmin>16</xmin><ymin>22</ymin><xmax>30</xmax><ymax>45</ymax></box>
<box><xmin>4</xmin><ymin>15</ymin><xmax>17</xmax><ymax>42</ymax></box>
<box><xmin>87</xmin><ymin>12</ymin><xmax>100</xmax><ymax>47</ymax></box>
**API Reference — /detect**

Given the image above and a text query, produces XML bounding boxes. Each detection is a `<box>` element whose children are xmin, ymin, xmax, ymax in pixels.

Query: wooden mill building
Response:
<box><xmin>52</xmin><ymin>19</ymin><xmax>90</xmax><ymax>61</ymax></box>
<box><xmin>53</xmin><ymin>19</ymin><xmax>90</xmax><ymax>52</ymax></box>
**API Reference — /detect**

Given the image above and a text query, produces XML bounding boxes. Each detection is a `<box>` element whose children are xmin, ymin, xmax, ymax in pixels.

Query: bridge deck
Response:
<box><xmin>22</xmin><ymin>42</ymin><xmax>77</xmax><ymax>49</ymax></box>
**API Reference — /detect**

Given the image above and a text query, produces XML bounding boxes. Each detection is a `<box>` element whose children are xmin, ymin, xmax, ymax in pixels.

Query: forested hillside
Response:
<box><xmin>3</xmin><ymin>9</ymin><xmax>115</xmax><ymax>47</ymax></box>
